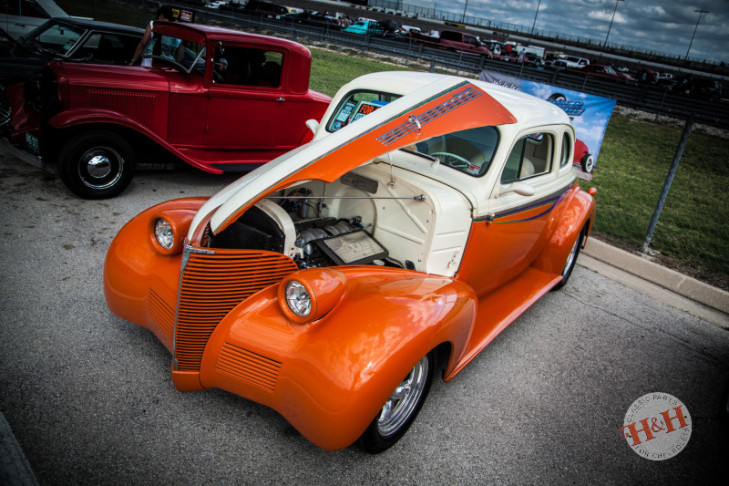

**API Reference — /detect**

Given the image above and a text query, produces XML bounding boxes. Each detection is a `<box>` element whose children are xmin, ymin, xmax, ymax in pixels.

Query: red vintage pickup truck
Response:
<box><xmin>8</xmin><ymin>21</ymin><xmax>331</xmax><ymax>198</ymax></box>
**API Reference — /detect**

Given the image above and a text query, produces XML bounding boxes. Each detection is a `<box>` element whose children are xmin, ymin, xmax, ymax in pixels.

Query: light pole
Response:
<box><xmin>685</xmin><ymin>9</ymin><xmax>709</xmax><ymax>61</ymax></box>
<box><xmin>461</xmin><ymin>0</ymin><xmax>469</xmax><ymax>23</ymax></box>
<box><xmin>531</xmin><ymin>0</ymin><xmax>542</xmax><ymax>35</ymax></box>
<box><xmin>603</xmin><ymin>0</ymin><xmax>624</xmax><ymax>48</ymax></box>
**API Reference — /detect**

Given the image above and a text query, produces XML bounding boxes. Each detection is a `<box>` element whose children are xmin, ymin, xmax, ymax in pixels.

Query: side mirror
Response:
<box><xmin>498</xmin><ymin>181</ymin><xmax>536</xmax><ymax>197</ymax></box>
<box><xmin>305</xmin><ymin>119</ymin><xmax>319</xmax><ymax>135</ymax></box>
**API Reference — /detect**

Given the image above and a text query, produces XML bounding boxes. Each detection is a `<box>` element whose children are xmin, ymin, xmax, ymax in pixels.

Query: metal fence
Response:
<box><xmin>186</xmin><ymin>4</ymin><xmax>728</xmax><ymax>129</ymax></box>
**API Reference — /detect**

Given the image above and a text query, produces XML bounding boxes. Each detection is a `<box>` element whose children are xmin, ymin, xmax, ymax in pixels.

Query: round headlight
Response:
<box><xmin>154</xmin><ymin>218</ymin><xmax>175</xmax><ymax>250</ymax></box>
<box><xmin>285</xmin><ymin>280</ymin><xmax>311</xmax><ymax>318</ymax></box>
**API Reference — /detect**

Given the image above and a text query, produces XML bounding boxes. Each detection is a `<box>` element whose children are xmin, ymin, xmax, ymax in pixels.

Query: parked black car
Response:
<box><xmin>0</xmin><ymin>17</ymin><xmax>143</xmax><ymax>86</ymax></box>
<box><xmin>280</xmin><ymin>11</ymin><xmax>341</xmax><ymax>31</ymax></box>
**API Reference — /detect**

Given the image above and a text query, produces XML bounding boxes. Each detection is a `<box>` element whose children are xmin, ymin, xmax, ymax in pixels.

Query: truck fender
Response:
<box><xmin>47</xmin><ymin>108</ymin><xmax>222</xmax><ymax>174</ymax></box>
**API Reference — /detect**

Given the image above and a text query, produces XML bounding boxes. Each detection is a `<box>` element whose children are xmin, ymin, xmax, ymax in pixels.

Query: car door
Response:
<box><xmin>461</xmin><ymin>131</ymin><xmax>566</xmax><ymax>297</ymax></box>
<box><xmin>203</xmin><ymin>42</ymin><xmax>284</xmax><ymax>151</ymax></box>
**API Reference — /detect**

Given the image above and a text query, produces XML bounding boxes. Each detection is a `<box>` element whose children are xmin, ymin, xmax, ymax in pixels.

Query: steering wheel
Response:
<box><xmin>432</xmin><ymin>152</ymin><xmax>470</xmax><ymax>169</ymax></box>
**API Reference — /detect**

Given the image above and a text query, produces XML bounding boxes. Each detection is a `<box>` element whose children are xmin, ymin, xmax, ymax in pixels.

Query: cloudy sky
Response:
<box><xmin>432</xmin><ymin>0</ymin><xmax>729</xmax><ymax>65</ymax></box>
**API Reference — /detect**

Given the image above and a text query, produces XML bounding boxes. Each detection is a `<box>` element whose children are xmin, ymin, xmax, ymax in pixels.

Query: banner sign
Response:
<box><xmin>479</xmin><ymin>69</ymin><xmax>616</xmax><ymax>180</ymax></box>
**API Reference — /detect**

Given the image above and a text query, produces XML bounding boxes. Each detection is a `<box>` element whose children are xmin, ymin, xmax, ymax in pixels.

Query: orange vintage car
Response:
<box><xmin>104</xmin><ymin>72</ymin><xmax>596</xmax><ymax>453</ymax></box>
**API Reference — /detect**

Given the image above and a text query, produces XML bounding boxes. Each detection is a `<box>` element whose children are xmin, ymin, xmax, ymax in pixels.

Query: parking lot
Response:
<box><xmin>1</xmin><ymin>147</ymin><xmax>728</xmax><ymax>484</ymax></box>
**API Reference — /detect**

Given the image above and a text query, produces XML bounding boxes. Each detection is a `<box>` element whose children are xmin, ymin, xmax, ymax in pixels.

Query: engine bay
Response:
<box><xmin>208</xmin><ymin>162</ymin><xmax>473</xmax><ymax>277</ymax></box>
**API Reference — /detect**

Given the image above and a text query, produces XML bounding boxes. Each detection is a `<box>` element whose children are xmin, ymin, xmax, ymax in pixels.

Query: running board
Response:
<box><xmin>445</xmin><ymin>267</ymin><xmax>562</xmax><ymax>380</ymax></box>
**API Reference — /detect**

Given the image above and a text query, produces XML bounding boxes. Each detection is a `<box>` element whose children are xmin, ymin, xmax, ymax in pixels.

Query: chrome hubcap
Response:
<box><xmin>377</xmin><ymin>356</ymin><xmax>429</xmax><ymax>437</ymax></box>
<box><xmin>87</xmin><ymin>154</ymin><xmax>112</xmax><ymax>179</ymax></box>
<box><xmin>78</xmin><ymin>147</ymin><xmax>123</xmax><ymax>190</ymax></box>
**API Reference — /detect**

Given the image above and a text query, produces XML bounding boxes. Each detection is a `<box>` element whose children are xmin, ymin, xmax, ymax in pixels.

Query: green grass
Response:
<box><xmin>582</xmin><ymin>116</ymin><xmax>729</xmax><ymax>281</ymax></box>
<box><xmin>309</xmin><ymin>48</ymin><xmax>406</xmax><ymax>96</ymax></box>
<box><xmin>55</xmin><ymin>0</ymin><xmax>729</xmax><ymax>287</ymax></box>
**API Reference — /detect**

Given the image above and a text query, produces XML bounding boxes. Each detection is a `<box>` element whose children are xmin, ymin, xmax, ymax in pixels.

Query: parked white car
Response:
<box><xmin>554</xmin><ymin>56</ymin><xmax>590</xmax><ymax>69</ymax></box>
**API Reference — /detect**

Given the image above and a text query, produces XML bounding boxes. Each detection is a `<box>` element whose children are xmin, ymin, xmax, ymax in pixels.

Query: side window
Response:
<box><xmin>560</xmin><ymin>133</ymin><xmax>572</xmax><ymax>167</ymax></box>
<box><xmin>213</xmin><ymin>44</ymin><xmax>283</xmax><ymax>88</ymax></box>
<box><xmin>77</xmin><ymin>33</ymin><xmax>135</xmax><ymax>63</ymax></box>
<box><xmin>500</xmin><ymin>133</ymin><xmax>553</xmax><ymax>183</ymax></box>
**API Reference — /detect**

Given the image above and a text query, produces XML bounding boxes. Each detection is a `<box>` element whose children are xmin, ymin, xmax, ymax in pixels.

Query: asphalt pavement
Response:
<box><xmin>1</xmin><ymin>143</ymin><xmax>728</xmax><ymax>484</ymax></box>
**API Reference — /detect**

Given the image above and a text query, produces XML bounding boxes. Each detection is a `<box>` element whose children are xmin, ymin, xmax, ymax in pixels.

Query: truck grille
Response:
<box><xmin>174</xmin><ymin>248</ymin><xmax>298</xmax><ymax>372</ymax></box>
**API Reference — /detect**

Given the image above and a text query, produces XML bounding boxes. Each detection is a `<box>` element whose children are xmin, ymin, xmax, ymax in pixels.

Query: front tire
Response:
<box><xmin>58</xmin><ymin>131</ymin><xmax>135</xmax><ymax>199</ymax></box>
<box><xmin>357</xmin><ymin>351</ymin><xmax>435</xmax><ymax>453</ymax></box>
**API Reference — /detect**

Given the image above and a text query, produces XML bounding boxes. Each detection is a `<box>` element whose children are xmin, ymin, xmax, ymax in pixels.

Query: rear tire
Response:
<box><xmin>552</xmin><ymin>225</ymin><xmax>586</xmax><ymax>290</ymax></box>
<box><xmin>58</xmin><ymin>131</ymin><xmax>135</xmax><ymax>199</ymax></box>
<box><xmin>581</xmin><ymin>154</ymin><xmax>594</xmax><ymax>173</ymax></box>
<box><xmin>357</xmin><ymin>351</ymin><xmax>435</xmax><ymax>453</ymax></box>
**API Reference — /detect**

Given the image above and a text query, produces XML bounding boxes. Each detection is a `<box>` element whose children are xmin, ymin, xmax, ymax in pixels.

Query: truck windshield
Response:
<box><xmin>151</xmin><ymin>35</ymin><xmax>206</xmax><ymax>74</ymax></box>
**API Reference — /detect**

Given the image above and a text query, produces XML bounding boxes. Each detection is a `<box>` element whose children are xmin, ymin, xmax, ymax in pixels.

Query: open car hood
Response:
<box><xmin>190</xmin><ymin>76</ymin><xmax>517</xmax><ymax>238</ymax></box>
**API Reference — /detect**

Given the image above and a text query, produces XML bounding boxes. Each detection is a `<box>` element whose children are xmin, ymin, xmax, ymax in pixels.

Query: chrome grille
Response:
<box><xmin>174</xmin><ymin>248</ymin><xmax>298</xmax><ymax>372</ymax></box>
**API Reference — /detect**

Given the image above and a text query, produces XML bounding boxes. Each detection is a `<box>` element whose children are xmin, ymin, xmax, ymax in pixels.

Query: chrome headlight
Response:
<box><xmin>279</xmin><ymin>269</ymin><xmax>347</xmax><ymax>324</ymax></box>
<box><xmin>285</xmin><ymin>280</ymin><xmax>311</xmax><ymax>318</ymax></box>
<box><xmin>154</xmin><ymin>218</ymin><xmax>175</xmax><ymax>250</ymax></box>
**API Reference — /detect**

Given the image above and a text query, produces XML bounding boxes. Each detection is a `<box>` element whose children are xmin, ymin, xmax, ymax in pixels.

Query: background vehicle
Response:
<box><xmin>410</xmin><ymin>29</ymin><xmax>493</xmax><ymax>58</ymax></box>
<box><xmin>0</xmin><ymin>17</ymin><xmax>144</xmax><ymax>85</ymax></box>
<box><xmin>0</xmin><ymin>0</ymin><xmax>67</xmax><ymax>39</ymax></box>
<box><xmin>105</xmin><ymin>71</ymin><xmax>595</xmax><ymax>454</ymax></box>
<box><xmin>343</xmin><ymin>19</ymin><xmax>385</xmax><ymax>36</ymax></box>
<box><xmin>572</xmin><ymin>64</ymin><xmax>636</xmax><ymax>84</ymax></box>
<box><xmin>7</xmin><ymin>21</ymin><xmax>330</xmax><ymax>198</ymax></box>
<box><xmin>554</xmin><ymin>56</ymin><xmax>589</xmax><ymax>68</ymax></box>
<box><xmin>280</xmin><ymin>11</ymin><xmax>341</xmax><ymax>31</ymax></box>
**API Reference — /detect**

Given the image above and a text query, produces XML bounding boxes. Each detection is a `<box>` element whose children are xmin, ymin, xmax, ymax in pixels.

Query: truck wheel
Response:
<box><xmin>58</xmin><ymin>131</ymin><xmax>135</xmax><ymax>199</ymax></box>
<box><xmin>581</xmin><ymin>154</ymin><xmax>594</xmax><ymax>173</ymax></box>
<box><xmin>357</xmin><ymin>351</ymin><xmax>435</xmax><ymax>453</ymax></box>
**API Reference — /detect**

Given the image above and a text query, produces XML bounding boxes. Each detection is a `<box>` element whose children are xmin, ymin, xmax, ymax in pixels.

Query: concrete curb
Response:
<box><xmin>581</xmin><ymin>238</ymin><xmax>729</xmax><ymax>327</ymax></box>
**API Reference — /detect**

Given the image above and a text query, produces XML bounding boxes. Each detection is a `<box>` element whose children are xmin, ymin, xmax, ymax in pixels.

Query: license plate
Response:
<box><xmin>25</xmin><ymin>132</ymin><xmax>40</xmax><ymax>154</ymax></box>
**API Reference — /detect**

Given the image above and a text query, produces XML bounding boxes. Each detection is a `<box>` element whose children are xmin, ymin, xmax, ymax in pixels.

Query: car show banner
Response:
<box><xmin>479</xmin><ymin>69</ymin><xmax>616</xmax><ymax>180</ymax></box>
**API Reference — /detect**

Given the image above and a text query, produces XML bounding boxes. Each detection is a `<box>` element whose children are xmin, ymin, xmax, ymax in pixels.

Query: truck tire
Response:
<box><xmin>58</xmin><ymin>131</ymin><xmax>135</xmax><ymax>199</ymax></box>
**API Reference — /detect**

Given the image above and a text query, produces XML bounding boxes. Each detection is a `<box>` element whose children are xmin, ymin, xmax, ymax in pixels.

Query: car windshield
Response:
<box><xmin>22</xmin><ymin>22</ymin><xmax>85</xmax><ymax>55</ymax></box>
<box><xmin>603</xmin><ymin>65</ymin><xmax>617</xmax><ymax>74</ymax></box>
<box><xmin>327</xmin><ymin>89</ymin><xmax>499</xmax><ymax>177</ymax></box>
<box><xmin>407</xmin><ymin>126</ymin><xmax>499</xmax><ymax>177</ymax></box>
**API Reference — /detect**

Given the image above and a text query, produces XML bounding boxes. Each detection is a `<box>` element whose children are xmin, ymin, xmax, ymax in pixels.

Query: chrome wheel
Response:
<box><xmin>357</xmin><ymin>351</ymin><xmax>435</xmax><ymax>453</ymax></box>
<box><xmin>78</xmin><ymin>147</ymin><xmax>124</xmax><ymax>190</ymax></box>
<box><xmin>377</xmin><ymin>355</ymin><xmax>430</xmax><ymax>437</ymax></box>
<box><xmin>58</xmin><ymin>131</ymin><xmax>135</xmax><ymax>199</ymax></box>
<box><xmin>553</xmin><ymin>225</ymin><xmax>585</xmax><ymax>291</ymax></box>
<box><xmin>562</xmin><ymin>234</ymin><xmax>580</xmax><ymax>278</ymax></box>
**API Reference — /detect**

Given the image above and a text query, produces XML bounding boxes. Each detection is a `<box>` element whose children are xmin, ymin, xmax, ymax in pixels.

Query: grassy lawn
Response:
<box><xmin>54</xmin><ymin>0</ymin><xmax>729</xmax><ymax>288</ymax></box>
<box><xmin>582</xmin><ymin>116</ymin><xmax>729</xmax><ymax>286</ymax></box>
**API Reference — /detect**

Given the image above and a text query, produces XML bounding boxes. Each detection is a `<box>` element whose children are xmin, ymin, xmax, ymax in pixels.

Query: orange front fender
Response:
<box><xmin>199</xmin><ymin>267</ymin><xmax>477</xmax><ymax>450</ymax></box>
<box><xmin>104</xmin><ymin>197</ymin><xmax>208</xmax><ymax>350</ymax></box>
